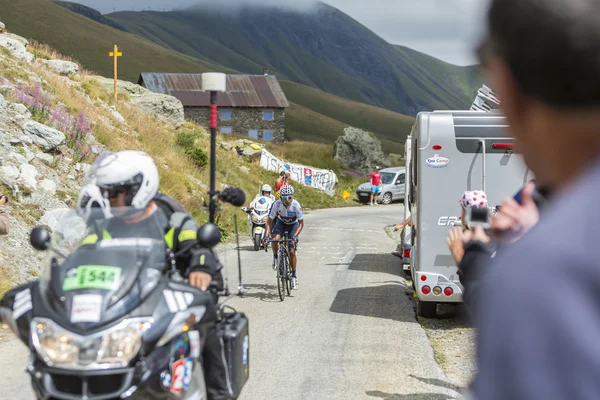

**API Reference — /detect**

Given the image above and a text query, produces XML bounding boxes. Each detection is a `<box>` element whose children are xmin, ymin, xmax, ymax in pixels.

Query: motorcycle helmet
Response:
<box><xmin>261</xmin><ymin>184</ymin><xmax>272</xmax><ymax>195</ymax></box>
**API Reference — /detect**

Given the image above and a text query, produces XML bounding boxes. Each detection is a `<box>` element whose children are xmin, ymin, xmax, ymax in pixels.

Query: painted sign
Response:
<box><xmin>425</xmin><ymin>154</ymin><xmax>450</xmax><ymax>168</ymax></box>
<box><xmin>259</xmin><ymin>149</ymin><xmax>337</xmax><ymax>195</ymax></box>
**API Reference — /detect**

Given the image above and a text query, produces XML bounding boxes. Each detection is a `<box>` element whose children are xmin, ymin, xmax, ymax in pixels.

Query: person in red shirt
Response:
<box><xmin>369</xmin><ymin>166</ymin><xmax>382</xmax><ymax>206</ymax></box>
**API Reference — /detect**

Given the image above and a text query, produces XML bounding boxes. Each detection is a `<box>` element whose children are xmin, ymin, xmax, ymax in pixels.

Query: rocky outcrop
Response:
<box><xmin>0</xmin><ymin>34</ymin><xmax>34</xmax><ymax>63</ymax></box>
<box><xmin>22</xmin><ymin>120</ymin><xmax>66</xmax><ymax>151</ymax></box>
<box><xmin>42</xmin><ymin>59</ymin><xmax>79</xmax><ymax>76</ymax></box>
<box><xmin>333</xmin><ymin>127</ymin><xmax>391</xmax><ymax>173</ymax></box>
<box><xmin>91</xmin><ymin>76</ymin><xmax>185</xmax><ymax>129</ymax></box>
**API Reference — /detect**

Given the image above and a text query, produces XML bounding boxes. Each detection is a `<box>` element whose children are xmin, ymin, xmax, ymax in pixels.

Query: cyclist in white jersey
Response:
<box><xmin>265</xmin><ymin>185</ymin><xmax>304</xmax><ymax>289</ymax></box>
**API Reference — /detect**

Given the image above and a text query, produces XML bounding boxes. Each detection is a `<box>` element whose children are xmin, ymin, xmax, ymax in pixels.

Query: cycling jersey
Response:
<box><xmin>269</xmin><ymin>199</ymin><xmax>303</xmax><ymax>225</ymax></box>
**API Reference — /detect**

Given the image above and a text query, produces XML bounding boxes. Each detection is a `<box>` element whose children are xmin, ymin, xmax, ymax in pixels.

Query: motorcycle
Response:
<box><xmin>241</xmin><ymin>197</ymin><xmax>273</xmax><ymax>251</ymax></box>
<box><xmin>0</xmin><ymin>206</ymin><xmax>249</xmax><ymax>400</ymax></box>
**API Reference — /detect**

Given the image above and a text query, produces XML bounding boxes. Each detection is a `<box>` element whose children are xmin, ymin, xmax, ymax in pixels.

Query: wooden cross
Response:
<box><xmin>109</xmin><ymin>45</ymin><xmax>122</xmax><ymax>101</ymax></box>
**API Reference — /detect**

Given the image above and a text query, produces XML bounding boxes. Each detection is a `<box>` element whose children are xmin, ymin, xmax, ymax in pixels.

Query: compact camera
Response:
<box><xmin>464</xmin><ymin>206</ymin><xmax>491</xmax><ymax>229</ymax></box>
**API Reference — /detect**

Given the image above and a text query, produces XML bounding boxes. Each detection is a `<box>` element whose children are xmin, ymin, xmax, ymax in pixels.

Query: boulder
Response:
<box><xmin>241</xmin><ymin>146</ymin><xmax>262</xmax><ymax>161</ymax></box>
<box><xmin>40</xmin><ymin>179</ymin><xmax>57</xmax><ymax>194</ymax></box>
<box><xmin>43</xmin><ymin>60</ymin><xmax>79</xmax><ymax>76</ymax></box>
<box><xmin>10</xmin><ymin>152</ymin><xmax>27</xmax><ymax>164</ymax></box>
<box><xmin>35</xmin><ymin>152</ymin><xmax>54</xmax><ymax>165</ymax></box>
<box><xmin>3</xmin><ymin>33</ymin><xmax>28</xmax><ymax>47</ymax></box>
<box><xmin>108</xmin><ymin>106</ymin><xmax>125</xmax><ymax>123</ymax></box>
<box><xmin>0</xmin><ymin>165</ymin><xmax>20</xmax><ymax>186</ymax></box>
<box><xmin>23</xmin><ymin>120</ymin><xmax>66</xmax><ymax>151</ymax></box>
<box><xmin>0</xmin><ymin>34</ymin><xmax>34</xmax><ymax>63</ymax></box>
<box><xmin>9</xmin><ymin>103</ymin><xmax>31</xmax><ymax>118</ymax></box>
<box><xmin>0</xmin><ymin>21</ymin><xmax>5</xmax><ymax>33</ymax></box>
<box><xmin>131</xmin><ymin>93</ymin><xmax>185</xmax><ymax>129</ymax></box>
<box><xmin>333</xmin><ymin>127</ymin><xmax>391</xmax><ymax>173</ymax></box>
<box><xmin>19</xmin><ymin>163</ymin><xmax>38</xmax><ymax>190</ymax></box>
<box><xmin>91</xmin><ymin>76</ymin><xmax>150</xmax><ymax>97</ymax></box>
<box><xmin>220</xmin><ymin>142</ymin><xmax>233</xmax><ymax>151</ymax></box>
<box><xmin>41</xmin><ymin>208</ymin><xmax>87</xmax><ymax>242</ymax></box>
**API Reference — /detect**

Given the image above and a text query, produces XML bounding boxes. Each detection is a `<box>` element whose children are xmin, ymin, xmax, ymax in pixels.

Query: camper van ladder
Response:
<box><xmin>479</xmin><ymin>139</ymin><xmax>486</xmax><ymax>193</ymax></box>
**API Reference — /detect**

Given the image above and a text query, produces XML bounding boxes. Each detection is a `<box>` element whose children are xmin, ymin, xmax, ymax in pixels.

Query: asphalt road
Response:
<box><xmin>0</xmin><ymin>205</ymin><xmax>464</xmax><ymax>400</ymax></box>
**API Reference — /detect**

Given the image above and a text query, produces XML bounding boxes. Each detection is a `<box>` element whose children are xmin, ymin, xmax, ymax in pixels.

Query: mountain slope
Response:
<box><xmin>0</xmin><ymin>0</ymin><xmax>414</xmax><ymax>148</ymax></box>
<box><xmin>53</xmin><ymin>1</ymin><xmax>130</xmax><ymax>32</ymax></box>
<box><xmin>104</xmin><ymin>3</ymin><xmax>482</xmax><ymax>116</ymax></box>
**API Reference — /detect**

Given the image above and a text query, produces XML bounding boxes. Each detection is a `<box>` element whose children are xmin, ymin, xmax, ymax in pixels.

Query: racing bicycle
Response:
<box><xmin>265</xmin><ymin>232</ymin><xmax>296</xmax><ymax>301</ymax></box>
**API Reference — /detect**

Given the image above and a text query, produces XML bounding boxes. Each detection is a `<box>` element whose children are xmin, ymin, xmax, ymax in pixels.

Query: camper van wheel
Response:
<box><xmin>417</xmin><ymin>300</ymin><xmax>437</xmax><ymax>318</ymax></box>
<box><xmin>382</xmin><ymin>192</ymin><xmax>393</xmax><ymax>204</ymax></box>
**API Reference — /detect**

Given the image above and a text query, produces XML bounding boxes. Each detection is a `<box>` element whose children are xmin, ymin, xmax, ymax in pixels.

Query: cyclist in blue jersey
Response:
<box><xmin>265</xmin><ymin>185</ymin><xmax>304</xmax><ymax>289</ymax></box>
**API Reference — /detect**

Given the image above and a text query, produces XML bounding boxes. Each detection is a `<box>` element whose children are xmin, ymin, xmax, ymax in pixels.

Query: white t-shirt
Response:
<box><xmin>269</xmin><ymin>199</ymin><xmax>303</xmax><ymax>225</ymax></box>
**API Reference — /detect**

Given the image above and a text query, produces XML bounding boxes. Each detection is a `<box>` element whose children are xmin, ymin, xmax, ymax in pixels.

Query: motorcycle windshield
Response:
<box><xmin>38</xmin><ymin>206</ymin><xmax>169</xmax><ymax>328</ymax></box>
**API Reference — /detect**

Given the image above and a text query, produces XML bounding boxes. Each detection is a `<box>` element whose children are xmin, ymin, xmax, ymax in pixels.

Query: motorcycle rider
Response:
<box><xmin>77</xmin><ymin>150</ymin><xmax>233</xmax><ymax>400</ymax></box>
<box><xmin>265</xmin><ymin>184</ymin><xmax>304</xmax><ymax>290</ymax></box>
<box><xmin>246</xmin><ymin>184</ymin><xmax>276</xmax><ymax>211</ymax></box>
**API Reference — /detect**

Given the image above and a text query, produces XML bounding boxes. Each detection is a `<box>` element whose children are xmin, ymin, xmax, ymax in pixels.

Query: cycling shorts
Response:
<box><xmin>272</xmin><ymin>219</ymin><xmax>298</xmax><ymax>249</ymax></box>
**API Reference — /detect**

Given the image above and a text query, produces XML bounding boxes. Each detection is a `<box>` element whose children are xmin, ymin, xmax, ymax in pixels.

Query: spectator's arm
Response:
<box><xmin>0</xmin><ymin>214</ymin><xmax>10</xmax><ymax>235</ymax></box>
<box><xmin>457</xmin><ymin>240</ymin><xmax>494</xmax><ymax>314</ymax></box>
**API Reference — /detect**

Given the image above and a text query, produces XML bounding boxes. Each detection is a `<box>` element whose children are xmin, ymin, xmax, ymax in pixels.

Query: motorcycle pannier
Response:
<box><xmin>220</xmin><ymin>311</ymin><xmax>249</xmax><ymax>399</ymax></box>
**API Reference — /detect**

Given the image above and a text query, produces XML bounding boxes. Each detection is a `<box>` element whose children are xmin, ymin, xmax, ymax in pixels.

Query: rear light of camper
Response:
<box><xmin>492</xmin><ymin>143</ymin><xmax>514</xmax><ymax>150</ymax></box>
<box><xmin>403</xmin><ymin>249</ymin><xmax>411</xmax><ymax>258</ymax></box>
<box><xmin>432</xmin><ymin>145</ymin><xmax>442</xmax><ymax>150</ymax></box>
<box><xmin>421</xmin><ymin>285</ymin><xmax>431</xmax><ymax>295</ymax></box>
<box><xmin>444</xmin><ymin>287</ymin><xmax>454</xmax><ymax>296</ymax></box>
<box><xmin>420</xmin><ymin>275</ymin><xmax>427</xmax><ymax>282</ymax></box>
<box><xmin>433</xmin><ymin>286</ymin><xmax>442</xmax><ymax>295</ymax></box>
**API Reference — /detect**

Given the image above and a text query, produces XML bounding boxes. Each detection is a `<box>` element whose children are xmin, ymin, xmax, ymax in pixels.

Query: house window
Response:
<box><xmin>220</xmin><ymin>127</ymin><xmax>232</xmax><ymax>135</ymax></box>
<box><xmin>263</xmin><ymin>110</ymin><xmax>274</xmax><ymax>121</ymax></box>
<box><xmin>248</xmin><ymin>130</ymin><xmax>258</xmax><ymax>139</ymax></box>
<box><xmin>262</xmin><ymin>130</ymin><xmax>273</xmax><ymax>141</ymax></box>
<box><xmin>220</xmin><ymin>109</ymin><xmax>231</xmax><ymax>121</ymax></box>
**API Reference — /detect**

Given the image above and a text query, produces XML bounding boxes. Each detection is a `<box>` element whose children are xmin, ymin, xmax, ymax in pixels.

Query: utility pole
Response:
<box><xmin>108</xmin><ymin>45</ymin><xmax>122</xmax><ymax>102</ymax></box>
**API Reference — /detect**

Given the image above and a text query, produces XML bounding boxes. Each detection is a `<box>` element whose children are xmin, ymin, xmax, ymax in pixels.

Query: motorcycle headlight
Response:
<box><xmin>31</xmin><ymin>317</ymin><xmax>151</xmax><ymax>369</ymax></box>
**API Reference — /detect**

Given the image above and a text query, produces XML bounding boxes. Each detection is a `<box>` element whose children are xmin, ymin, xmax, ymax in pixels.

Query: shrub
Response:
<box><xmin>186</xmin><ymin>147</ymin><xmax>208</xmax><ymax>168</ymax></box>
<box><xmin>176</xmin><ymin>130</ymin><xmax>197</xmax><ymax>148</ymax></box>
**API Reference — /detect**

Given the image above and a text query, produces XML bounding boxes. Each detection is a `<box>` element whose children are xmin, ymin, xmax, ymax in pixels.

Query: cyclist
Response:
<box><xmin>78</xmin><ymin>150</ymin><xmax>233</xmax><ymax>400</ymax></box>
<box><xmin>265</xmin><ymin>184</ymin><xmax>304</xmax><ymax>290</ymax></box>
<box><xmin>246</xmin><ymin>184</ymin><xmax>276</xmax><ymax>211</ymax></box>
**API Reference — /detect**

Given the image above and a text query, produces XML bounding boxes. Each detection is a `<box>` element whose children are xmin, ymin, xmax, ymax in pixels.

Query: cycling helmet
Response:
<box><xmin>280</xmin><ymin>185</ymin><xmax>294</xmax><ymax>196</ymax></box>
<box><xmin>84</xmin><ymin>150</ymin><xmax>159</xmax><ymax>209</ymax></box>
<box><xmin>77</xmin><ymin>183</ymin><xmax>113</xmax><ymax>220</ymax></box>
<box><xmin>261</xmin><ymin>184</ymin><xmax>272</xmax><ymax>193</ymax></box>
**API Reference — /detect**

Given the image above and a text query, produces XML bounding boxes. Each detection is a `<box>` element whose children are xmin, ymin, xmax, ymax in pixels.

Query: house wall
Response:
<box><xmin>184</xmin><ymin>107</ymin><xmax>286</xmax><ymax>143</ymax></box>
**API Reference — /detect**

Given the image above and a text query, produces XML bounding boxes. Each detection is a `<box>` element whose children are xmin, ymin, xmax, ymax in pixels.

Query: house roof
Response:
<box><xmin>138</xmin><ymin>73</ymin><xmax>289</xmax><ymax>108</ymax></box>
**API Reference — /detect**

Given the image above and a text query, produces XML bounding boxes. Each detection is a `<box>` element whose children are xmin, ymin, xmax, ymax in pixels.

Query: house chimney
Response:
<box><xmin>263</xmin><ymin>67</ymin><xmax>268</xmax><ymax>76</ymax></box>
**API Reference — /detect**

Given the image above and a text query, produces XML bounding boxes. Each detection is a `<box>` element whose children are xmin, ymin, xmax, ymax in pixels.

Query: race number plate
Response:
<box><xmin>63</xmin><ymin>265</ymin><xmax>122</xmax><ymax>291</ymax></box>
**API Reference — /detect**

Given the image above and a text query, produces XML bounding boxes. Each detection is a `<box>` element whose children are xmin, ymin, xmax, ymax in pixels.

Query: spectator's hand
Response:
<box><xmin>446</xmin><ymin>228</ymin><xmax>468</xmax><ymax>264</ymax></box>
<box><xmin>189</xmin><ymin>271</ymin><xmax>212</xmax><ymax>291</ymax></box>
<box><xmin>469</xmin><ymin>226</ymin><xmax>491</xmax><ymax>244</ymax></box>
<box><xmin>393</xmin><ymin>223</ymin><xmax>403</xmax><ymax>232</ymax></box>
<box><xmin>490</xmin><ymin>182</ymin><xmax>539</xmax><ymax>244</ymax></box>
<box><xmin>0</xmin><ymin>195</ymin><xmax>7</xmax><ymax>206</ymax></box>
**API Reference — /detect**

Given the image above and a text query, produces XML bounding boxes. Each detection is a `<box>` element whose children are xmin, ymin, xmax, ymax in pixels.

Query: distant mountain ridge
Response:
<box><xmin>52</xmin><ymin>1</ymin><xmax>130</xmax><ymax>32</ymax></box>
<box><xmin>57</xmin><ymin>1</ymin><xmax>482</xmax><ymax>116</ymax></box>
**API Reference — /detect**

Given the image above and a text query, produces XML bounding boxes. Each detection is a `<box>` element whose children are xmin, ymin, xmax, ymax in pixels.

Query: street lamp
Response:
<box><xmin>201</xmin><ymin>72</ymin><xmax>227</xmax><ymax>223</ymax></box>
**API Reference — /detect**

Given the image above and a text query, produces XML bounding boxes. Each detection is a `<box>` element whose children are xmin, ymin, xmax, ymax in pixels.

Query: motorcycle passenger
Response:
<box><xmin>78</xmin><ymin>150</ymin><xmax>233</xmax><ymax>400</ymax></box>
<box><xmin>247</xmin><ymin>184</ymin><xmax>276</xmax><ymax>210</ymax></box>
<box><xmin>265</xmin><ymin>185</ymin><xmax>304</xmax><ymax>290</ymax></box>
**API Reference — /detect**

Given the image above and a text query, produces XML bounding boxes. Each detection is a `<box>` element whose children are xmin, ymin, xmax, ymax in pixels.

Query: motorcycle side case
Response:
<box><xmin>220</xmin><ymin>312</ymin><xmax>249</xmax><ymax>399</ymax></box>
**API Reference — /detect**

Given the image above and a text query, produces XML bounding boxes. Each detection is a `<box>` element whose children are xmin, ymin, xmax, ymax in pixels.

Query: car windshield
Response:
<box><xmin>380</xmin><ymin>172</ymin><xmax>396</xmax><ymax>185</ymax></box>
<box><xmin>37</xmin><ymin>207</ymin><xmax>169</xmax><ymax>324</ymax></box>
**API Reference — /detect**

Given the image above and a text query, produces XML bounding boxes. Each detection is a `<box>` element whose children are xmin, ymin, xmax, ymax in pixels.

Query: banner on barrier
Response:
<box><xmin>259</xmin><ymin>149</ymin><xmax>337</xmax><ymax>195</ymax></box>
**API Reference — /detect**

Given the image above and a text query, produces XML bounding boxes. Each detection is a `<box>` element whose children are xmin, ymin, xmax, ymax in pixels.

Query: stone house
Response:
<box><xmin>137</xmin><ymin>72</ymin><xmax>289</xmax><ymax>143</ymax></box>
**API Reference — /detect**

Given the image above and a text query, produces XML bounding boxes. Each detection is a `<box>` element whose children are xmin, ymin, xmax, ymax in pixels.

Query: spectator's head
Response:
<box><xmin>477</xmin><ymin>0</ymin><xmax>600</xmax><ymax>190</ymax></box>
<box><xmin>459</xmin><ymin>190</ymin><xmax>489</xmax><ymax>229</ymax></box>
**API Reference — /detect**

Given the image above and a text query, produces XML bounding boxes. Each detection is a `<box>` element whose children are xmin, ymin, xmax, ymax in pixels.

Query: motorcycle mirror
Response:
<box><xmin>30</xmin><ymin>227</ymin><xmax>51</xmax><ymax>251</ymax></box>
<box><xmin>197</xmin><ymin>223</ymin><xmax>222</xmax><ymax>249</ymax></box>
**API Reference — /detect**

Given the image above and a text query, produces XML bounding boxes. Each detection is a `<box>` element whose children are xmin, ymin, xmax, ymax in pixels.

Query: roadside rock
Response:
<box><xmin>333</xmin><ymin>127</ymin><xmax>391</xmax><ymax>173</ymax></box>
<box><xmin>40</xmin><ymin>179</ymin><xmax>57</xmax><ymax>194</ymax></box>
<box><xmin>42</xmin><ymin>59</ymin><xmax>79</xmax><ymax>76</ymax></box>
<box><xmin>36</xmin><ymin>152</ymin><xmax>54</xmax><ymax>165</ymax></box>
<box><xmin>0</xmin><ymin>34</ymin><xmax>34</xmax><ymax>63</ymax></box>
<box><xmin>3</xmin><ymin>33</ymin><xmax>28</xmax><ymax>47</ymax></box>
<box><xmin>9</xmin><ymin>103</ymin><xmax>31</xmax><ymax>119</ymax></box>
<box><xmin>22</xmin><ymin>120</ymin><xmax>66</xmax><ymax>151</ymax></box>
<box><xmin>130</xmin><ymin>93</ymin><xmax>184</xmax><ymax>129</ymax></box>
<box><xmin>91</xmin><ymin>76</ymin><xmax>149</xmax><ymax>97</ymax></box>
<box><xmin>0</xmin><ymin>165</ymin><xmax>20</xmax><ymax>186</ymax></box>
<box><xmin>19</xmin><ymin>163</ymin><xmax>38</xmax><ymax>190</ymax></box>
<box><xmin>241</xmin><ymin>146</ymin><xmax>262</xmax><ymax>161</ymax></box>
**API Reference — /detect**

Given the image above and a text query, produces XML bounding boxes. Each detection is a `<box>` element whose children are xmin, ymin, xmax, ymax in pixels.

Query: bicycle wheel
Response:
<box><xmin>277</xmin><ymin>251</ymin><xmax>286</xmax><ymax>301</ymax></box>
<box><xmin>284</xmin><ymin>249</ymin><xmax>291</xmax><ymax>296</ymax></box>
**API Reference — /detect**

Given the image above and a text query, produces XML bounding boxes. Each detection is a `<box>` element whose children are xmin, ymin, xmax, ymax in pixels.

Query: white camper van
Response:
<box><xmin>409</xmin><ymin>110</ymin><xmax>533</xmax><ymax>318</ymax></box>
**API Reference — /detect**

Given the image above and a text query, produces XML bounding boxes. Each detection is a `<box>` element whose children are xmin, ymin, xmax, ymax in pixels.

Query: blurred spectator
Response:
<box><xmin>469</xmin><ymin>0</ymin><xmax>600</xmax><ymax>399</ymax></box>
<box><xmin>0</xmin><ymin>194</ymin><xmax>9</xmax><ymax>235</ymax></box>
<box><xmin>391</xmin><ymin>215</ymin><xmax>411</xmax><ymax>258</ymax></box>
<box><xmin>369</xmin><ymin>166</ymin><xmax>382</xmax><ymax>206</ymax></box>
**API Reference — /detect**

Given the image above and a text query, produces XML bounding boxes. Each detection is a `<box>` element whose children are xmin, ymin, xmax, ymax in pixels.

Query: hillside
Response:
<box><xmin>53</xmin><ymin>1</ymin><xmax>130</xmax><ymax>32</ymax></box>
<box><xmin>104</xmin><ymin>3</ymin><xmax>482</xmax><ymax>116</ymax></box>
<box><xmin>0</xmin><ymin>0</ymin><xmax>413</xmax><ymax>149</ymax></box>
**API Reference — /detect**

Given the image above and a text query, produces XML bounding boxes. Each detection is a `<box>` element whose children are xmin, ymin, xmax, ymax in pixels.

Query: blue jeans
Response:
<box><xmin>272</xmin><ymin>220</ymin><xmax>298</xmax><ymax>249</ymax></box>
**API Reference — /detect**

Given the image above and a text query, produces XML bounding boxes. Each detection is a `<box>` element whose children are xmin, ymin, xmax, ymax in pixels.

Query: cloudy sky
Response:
<box><xmin>76</xmin><ymin>0</ymin><xmax>490</xmax><ymax>65</ymax></box>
